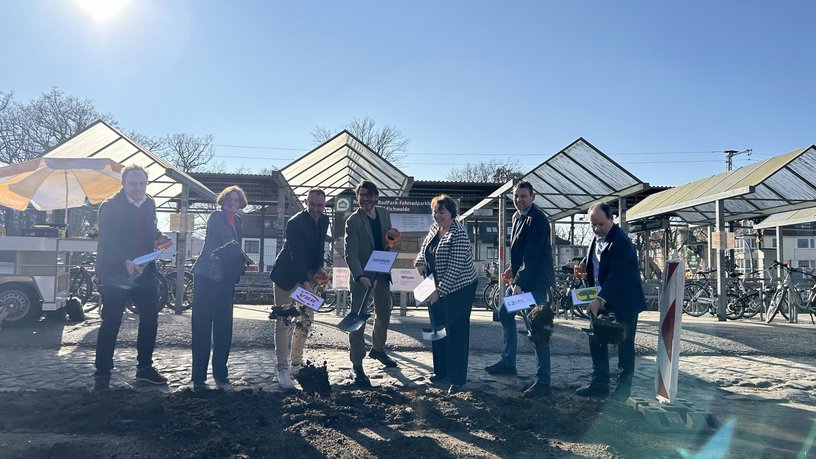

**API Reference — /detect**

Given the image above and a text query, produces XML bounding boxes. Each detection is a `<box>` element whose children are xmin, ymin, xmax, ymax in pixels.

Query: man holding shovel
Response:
<box><xmin>344</xmin><ymin>181</ymin><xmax>400</xmax><ymax>388</ymax></box>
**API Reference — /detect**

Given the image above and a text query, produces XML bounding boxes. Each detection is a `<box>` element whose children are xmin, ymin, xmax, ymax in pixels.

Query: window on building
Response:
<box><xmin>796</xmin><ymin>238</ymin><xmax>815</xmax><ymax>249</ymax></box>
<box><xmin>244</xmin><ymin>240</ymin><xmax>260</xmax><ymax>254</ymax></box>
<box><xmin>486</xmin><ymin>247</ymin><xmax>498</xmax><ymax>260</ymax></box>
<box><xmin>770</xmin><ymin>238</ymin><xmax>777</xmax><ymax>248</ymax></box>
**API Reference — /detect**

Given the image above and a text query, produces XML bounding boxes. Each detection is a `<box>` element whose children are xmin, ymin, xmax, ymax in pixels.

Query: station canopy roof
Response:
<box><xmin>190</xmin><ymin>172</ymin><xmax>302</xmax><ymax>211</ymax></box>
<box><xmin>281</xmin><ymin>130</ymin><xmax>412</xmax><ymax>200</ymax></box>
<box><xmin>753</xmin><ymin>207</ymin><xmax>816</xmax><ymax>230</ymax></box>
<box><xmin>460</xmin><ymin>138</ymin><xmax>648</xmax><ymax>221</ymax></box>
<box><xmin>42</xmin><ymin>120</ymin><xmax>215</xmax><ymax>209</ymax></box>
<box><xmin>627</xmin><ymin>145</ymin><xmax>816</xmax><ymax>225</ymax></box>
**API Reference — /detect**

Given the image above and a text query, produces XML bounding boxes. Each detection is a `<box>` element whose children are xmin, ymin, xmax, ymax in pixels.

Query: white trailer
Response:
<box><xmin>0</xmin><ymin>236</ymin><xmax>97</xmax><ymax>326</ymax></box>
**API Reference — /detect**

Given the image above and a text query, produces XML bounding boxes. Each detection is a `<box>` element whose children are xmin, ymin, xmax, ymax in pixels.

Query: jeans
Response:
<box><xmin>588</xmin><ymin>313</ymin><xmax>639</xmax><ymax>385</ymax></box>
<box><xmin>94</xmin><ymin>269</ymin><xmax>160</xmax><ymax>376</ymax></box>
<box><xmin>348</xmin><ymin>277</ymin><xmax>392</xmax><ymax>366</ymax></box>
<box><xmin>498</xmin><ymin>288</ymin><xmax>551</xmax><ymax>383</ymax></box>
<box><xmin>191</xmin><ymin>274</ymin><xmax>235</xmax><ymax>384</ymax></box>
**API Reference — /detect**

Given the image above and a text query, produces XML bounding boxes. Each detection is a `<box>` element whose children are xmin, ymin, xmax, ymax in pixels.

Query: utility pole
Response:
<box><xmin>725</xmin><ymin>149</ymin><xmax>752</xmax><ymax>171</ymax></box>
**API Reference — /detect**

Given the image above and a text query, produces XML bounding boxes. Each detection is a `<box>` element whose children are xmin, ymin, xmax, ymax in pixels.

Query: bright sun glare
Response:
<box><xmin>76</xmin><ymin>0</ymin><xmax>129</xmax><ymax>22</ymax></box>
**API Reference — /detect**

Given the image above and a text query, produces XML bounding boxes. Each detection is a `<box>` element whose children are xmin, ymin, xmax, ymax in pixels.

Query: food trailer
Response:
<box><xmin>0</xmin><ymin>234</ymin><xmax>97</xmax><ymax>326</ymax></box>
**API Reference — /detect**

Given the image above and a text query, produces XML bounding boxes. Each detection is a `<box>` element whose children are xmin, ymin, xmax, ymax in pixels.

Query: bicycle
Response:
<box><xmin>764</xmin><ymin>261</ymin><xmax>816</xmax><ymax>324</ymax></box>
<box><xmin>683</xmin><ymin>268</ymin><xmax>743</xmax><ymax>320</ymax></box>
<box><xmin>481</xmin><ymin>262</ymin><xmax>500</xmax><ymax>311</ymax></box>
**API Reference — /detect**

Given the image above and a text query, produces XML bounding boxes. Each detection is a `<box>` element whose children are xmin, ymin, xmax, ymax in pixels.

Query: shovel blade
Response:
<box><xmin>338</xmin><ymin>313</ymin><xmax>371</xmax><ymax>333</ymax></box>
<box><xmin>422</xmin><ymin>327</ymin><xmax>447</xmax><ymax>341</ymax></box>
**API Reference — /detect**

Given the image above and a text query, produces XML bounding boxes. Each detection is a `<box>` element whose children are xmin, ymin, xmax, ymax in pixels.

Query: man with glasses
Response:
<box><xmin>269</xmin><ymin>188</ymin><xmax>330</xmax><ymax>389</ymax></box>
<box><xmin>574</xmin><ymin>202</ymin><xmax>646</xmax><ymax>401</ymax></box>
<box><xmin>93</xmin><ymin>164</ymin><xmax>172</xmax><ymax>391</ymax></box>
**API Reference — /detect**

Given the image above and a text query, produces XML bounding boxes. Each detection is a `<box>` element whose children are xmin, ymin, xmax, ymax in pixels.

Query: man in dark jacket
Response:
<box><xmin>575</xmin><ymin>202</ymin><xmax>646</xmax><ymax>400</ymax></box>
<box><xmin>94</xmin><ymin>164</ymin><xmax>172</xmax><ymax>391</ymax></box>
<box><xmin>485</xmin><ymin>181</ymin><xmax>556</xmax><ymax>397</ymax></box>
<box><xmin>269</xmin><ymin>188</ymin><xmax>329</xmax><ymax>389</ymax></box>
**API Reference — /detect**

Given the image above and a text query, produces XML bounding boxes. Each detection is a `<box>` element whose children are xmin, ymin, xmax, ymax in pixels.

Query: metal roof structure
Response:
<box><xmin>408</xmin><ymin>180</ymin><xmax>504</xmax><ymax>214</ymax></box>
<box><xmin>42</xmin><ymin>120</ymin><xmax>215</xmax><ymax>208</ymax></box>
<box><xmin>627</xmin><ymin>146</ymin><xmax>816</xmax><ymax>225</ymax></box>
<box><xmin>190</xmin><ymin>172</ymin><xmax>302</xmax><ymax>211</ymax></box>
<box><xmin>460</xmin><ymin>138</ymin><xmax>648</xmax><ymax>221</ymax></box>
<box><xmin>753</xmin><ymin>207</ymin><xmax>816</xmax><ymax>230</ymax></box>
<box><xmin>281</xmin><ymin>130</ymin><xmax>413</xmax><ymax>200</ymax></box>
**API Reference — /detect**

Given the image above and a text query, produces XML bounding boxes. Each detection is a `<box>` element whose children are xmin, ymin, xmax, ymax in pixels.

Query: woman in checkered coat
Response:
<box><xmin>414</xmin><ymin>195</ymin><xmax>478</xmax><ymax>394</ymax></box>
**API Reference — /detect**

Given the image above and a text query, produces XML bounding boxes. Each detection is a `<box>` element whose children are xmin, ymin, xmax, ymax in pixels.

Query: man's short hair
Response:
<box><xmin>122</xmin><ymin>164</ymin><xmax>148</xmax><ymax>183</ymax></box>
<box><xmin>515</xmin><ymin>181</ymin><xmax>534</xmax><ymax>195</ymax></box>
<box><xmin>306</xmin><ymin>188</ymin><xmax>326</xmax><ymax>199</ymax></box>
<box><xmin>431</xmin><ymin>194</ymin><xmax>459</xmax><ymax>219</ymax></box>
<box><xmin>216</xmin><ymin>185</ymin><xmax>248</xmax><ymax>208</ymax></box>
<box><xmin>589</xmin><ymin>202</ymin><xmax>614</xmax><ymax>220</ymax></box>
<box><xmin>356</xmin><ymin>180</ymin><xmax>379</xmax><ymax>196</ymax></box>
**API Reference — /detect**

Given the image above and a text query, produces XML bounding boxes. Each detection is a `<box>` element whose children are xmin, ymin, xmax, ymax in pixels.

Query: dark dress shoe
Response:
<box><xmin>484</xmin><ymin>361</ymin><xmax>517</xmax><ymax>376</ymax></box>
<box><xmin>523</xmin><ymin>381</ymin><xmax>552</xmax><ymax>398</ymax></box>
<box><xmin>353</xmin><ymin>366</ymin><xmax>372</xmax><ymax>389</ymax></box>
<box><xmin>575</xmin><ymin>383</ymin><xmax>609</xmax><ymax>397</ymax></box>
<box><xmin>93</xmin><ymin>376</ymin><xmax>110</xmax><ymax>391</ymax></box>
<box><xmin>612</xmin><ymin>383</ymin><xmax>632</xmax><ymax>401</ymax></box>
<box><xmin>447</xmin><ymin>384</ymin><xmax>464</xmax><ymax>395</ymax></box>
<box><xmin>192</xmin><ymin>383</ymin><xmax>208</xmax><ymax>393</ymax></box>
<box><xmin>369</xmin><ymin>350</ymin><xmax>398</xmax><ymax>367</ymax></box>
<box><xmin>429</xmin><ymin>374</ymin><xmax>448</xmax><ymax>385</ymax></box>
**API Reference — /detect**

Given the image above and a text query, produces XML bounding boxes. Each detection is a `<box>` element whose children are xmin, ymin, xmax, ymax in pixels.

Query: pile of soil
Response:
<box><xmin>0</xmin><ymin>386</ymin><xmax>715</xmax><ymax>458</ymax></box>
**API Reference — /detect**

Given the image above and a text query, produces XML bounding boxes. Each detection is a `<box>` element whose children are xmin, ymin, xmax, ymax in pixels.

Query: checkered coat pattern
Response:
<box><xmin>415</xmin><ymin>220</ymin><xmax>477</xmax><ymax>298</ymax></box>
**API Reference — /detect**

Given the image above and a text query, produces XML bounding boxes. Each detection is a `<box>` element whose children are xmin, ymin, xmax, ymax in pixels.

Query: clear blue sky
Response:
<box><xmin>2</xmin><ymin>0</ymin><xmax>814</xmax><ymax>186</ymax></box>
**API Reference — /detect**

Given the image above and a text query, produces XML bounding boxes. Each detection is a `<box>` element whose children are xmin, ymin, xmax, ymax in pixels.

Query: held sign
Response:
<box><xmin>413</xmin><ymin>275</ymin><xmax>437</xmax><ymax>305</ymax></box>
<box><xmin>290</xmin><ymin>287</ymin><xmax>324</xmax><ymax>311</ymax></box>
<box><xmin>503</xmin><ymin>292</ymin><xmax>536</xmax><ymax>312</ymax></box>
<box><xmin>363</xmin><ymin>250</ymin><xmax>398</xmax><ymax>273</ymax></box>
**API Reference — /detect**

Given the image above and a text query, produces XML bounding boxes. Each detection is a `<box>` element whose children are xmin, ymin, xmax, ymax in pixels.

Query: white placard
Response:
<box><xmin>290</xmin><ymin>287</ymin><xmax>324</xmax><ymax>311</ymax></box>
<box><xmin>503</xmin><ymin>291</ymin><xmax>536</xmax><ymax>312</ymax></box>
<box><xmin>132</xmin><ymin>249</ymin><xmax>163</xmax><ymax>266</ymax></box>
<box><xmin>391</xmin><ymin>214</ymin><xmax>434</xmax><ymax>233</ymax></box>
<box><xmin>332</xmin><ymin>267</ymin><xmax>350</xmax><ymax>291</ymax></box>
<box><xmin>571</xmin><ymin>286</ymin><xmax>601</xmax><ymax>305</ymax></box>
<box><xmin>413</xmin><ymin>275</ymin><xmax>437</xmax><ymax>305</ymax></box>
<box><xmin>391</xmin><ymin>268</ymin><xmax>424</xmax><ymax>292</ymax></box>
<box><xmin>363</xmin><ymin>250</ymin><xmax>398</xmax><ymax>273</ymax></box>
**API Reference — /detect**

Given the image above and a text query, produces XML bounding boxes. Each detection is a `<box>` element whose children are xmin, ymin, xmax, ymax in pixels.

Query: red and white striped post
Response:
<box><xmin>656</xmin><ymin>258</ymin><xmax>685</xmax><ymax>404</ymax></box>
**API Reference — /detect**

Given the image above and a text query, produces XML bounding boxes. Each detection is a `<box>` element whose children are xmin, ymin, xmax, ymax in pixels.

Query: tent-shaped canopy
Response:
<box><xmin>460</xmin><ymin>138</ymin><xmax>648</xmax><ymax>221</ymax></box>
<box><xmin>281</xmin><ymin>130</ymin><xmax>413</xmax><ymax>200</ymax></box>
<box><xmin>43</xmin><ymin>120</ymin><xmax>215</xmax><ymax>208</ymax></box>
<box><xmin>627</xmin><ymin>146</ymin><xmax>816</xmax><ymax>225</ymax></box>
<box><xmin>754</xmin><ymin>207</ymin><xmax>816</xmax><ymax>230</ymax></box>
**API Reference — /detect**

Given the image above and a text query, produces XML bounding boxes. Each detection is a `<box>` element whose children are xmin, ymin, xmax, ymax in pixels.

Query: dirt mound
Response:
<box><xmin>0</xmin><ymin>387</ymin><xmax>691</xmax><ymax>458</ymax></box>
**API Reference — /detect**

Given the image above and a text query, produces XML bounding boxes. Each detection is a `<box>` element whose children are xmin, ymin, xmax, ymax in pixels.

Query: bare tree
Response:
<box><xmin>130</xmin><ymin>132</ymin><xmax>215</xmax><ymax>173</ymax></box>
<box><xmin>312</xmin><ymin>117</ymin><xmax>410</xmax><ymax>164</ymax></box>
<box><xmin>446</xmin><ymin>159</ymin><xmax>525</xmax><ymax>182</ymax></box>
<box><xmin>0</xmin><ymin>88</ymin><xmax>115</xmax><ymax>165</ymax></box>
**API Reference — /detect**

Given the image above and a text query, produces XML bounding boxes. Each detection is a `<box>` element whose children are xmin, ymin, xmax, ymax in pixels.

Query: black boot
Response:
<box><xmin>353</xmin><ymin>366</ymin><xmax>372</xmax><ymax>389</ymax></box>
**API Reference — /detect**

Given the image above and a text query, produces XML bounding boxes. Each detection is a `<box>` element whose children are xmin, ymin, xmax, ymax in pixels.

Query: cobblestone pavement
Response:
<box><xmin>1</xmin><ymin>308</ymin><xmax>814</xmax><ymax>415</ymax></box>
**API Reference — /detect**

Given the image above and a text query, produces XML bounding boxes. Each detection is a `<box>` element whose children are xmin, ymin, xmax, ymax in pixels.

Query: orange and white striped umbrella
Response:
<box><xmin>0</xmin><ymin>157</ymin><xmax>122</xmax><ymax>211</ymax></box>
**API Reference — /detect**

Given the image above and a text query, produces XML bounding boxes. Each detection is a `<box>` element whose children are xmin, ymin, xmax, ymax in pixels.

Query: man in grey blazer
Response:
<box><xmin>344</xmin><ymin>180</ymin><xmax>399</xmax><ymax>388</ymax></box>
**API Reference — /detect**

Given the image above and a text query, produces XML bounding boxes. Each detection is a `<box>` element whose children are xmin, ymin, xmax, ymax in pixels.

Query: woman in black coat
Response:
<box><xmin>190</xmin><ymin>186</ymin><xmax>249</xmax><ymax>391</ymax></box>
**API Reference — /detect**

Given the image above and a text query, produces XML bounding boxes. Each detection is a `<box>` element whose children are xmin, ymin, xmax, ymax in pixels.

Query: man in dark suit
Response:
<box><xmin>485</xmin><ymin>181</ymin><xmax>556</xmax><ymax>397</ymax></box>
<box><xmin>575</xmin><ymin>202</ymin><xmax>646</xmax><ymax>400</ymax></box>
<box><xmin>94</xmin><ymin>164</ymin><xmax>172</xmax><ymax>391</ymax></box>
<box><xmin>344</xmin><ymin>180</ymin><xmax>400</xmax><ymax>388</ymax></box>
<box><xmin>269</xmin><ymin>188</ymin><xmax>330</xmax><ymax>389</ymax></box>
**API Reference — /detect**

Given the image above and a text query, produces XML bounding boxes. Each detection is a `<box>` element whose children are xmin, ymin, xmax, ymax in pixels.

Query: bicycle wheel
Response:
<box><xmin>725</xmin><ymin>293</ymin><xmax>744</xmax><ymax>320</ymax></box>
<box><xmin>683</xmin><ymin>283</ymin><xmax>710</xmax><ymax>317</ymax></box>
<box><xmin>126</xmin><ymin>275</ymin><xmax>168</xmax><ymax>315</ymax></box>
<box><xmin>69</xmin><ymin>268</ymin><xmax>94</xmax><ymax>303</ymax></box>
<box><xmin>483</xmin><ymin>281</ymin><xmax>498</xmax><ymax>310</ymax></box>
<box><xmin>316</xmin><ymin>284</ymin><xmax>337</xmax><ymax>313</ymax></box>
<box><xmin>739</xmin><ymin>292</ymin><xmax>763</xmax><ymax>319</ymax></box>
<box><xmin>166</xmin><ymin>270</ymin><xmax>194</xmax><ymax>311</ymax></box>
<box><xmin>765</xmin><ymin>288</ymin><xmax>786</xmax><ymax>323</ymax></box>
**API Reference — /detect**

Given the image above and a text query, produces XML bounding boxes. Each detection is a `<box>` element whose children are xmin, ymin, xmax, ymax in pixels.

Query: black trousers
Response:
<box><xmin>588</xmin><ymin>313</ymin><xmax>639</xmax><ymax>384</ymax></box>
<box><xmin>429</xmin><ymin>281</ymin><xmax>477</xmax><ymax>385</ymax></box>
<box><xmin>191</xmin><ymin>274</ymin><xmax>235</xmax><ymax>384</ymax></box>
<box><xmin>94</xmin><ymin>269</ymin><xmax>160</xmax><ymax>375</ymax></box>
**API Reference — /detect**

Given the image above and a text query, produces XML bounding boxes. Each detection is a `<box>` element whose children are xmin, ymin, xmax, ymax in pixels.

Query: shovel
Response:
<box><xmin>337</xmin><ymin>276</ymin><xmax>375</xmax><ymax>332</ymax></box>
<box><xmin>422</xmin><ymin>302</ymin><xmax>447</xmax><ymax>341</ymax></box>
